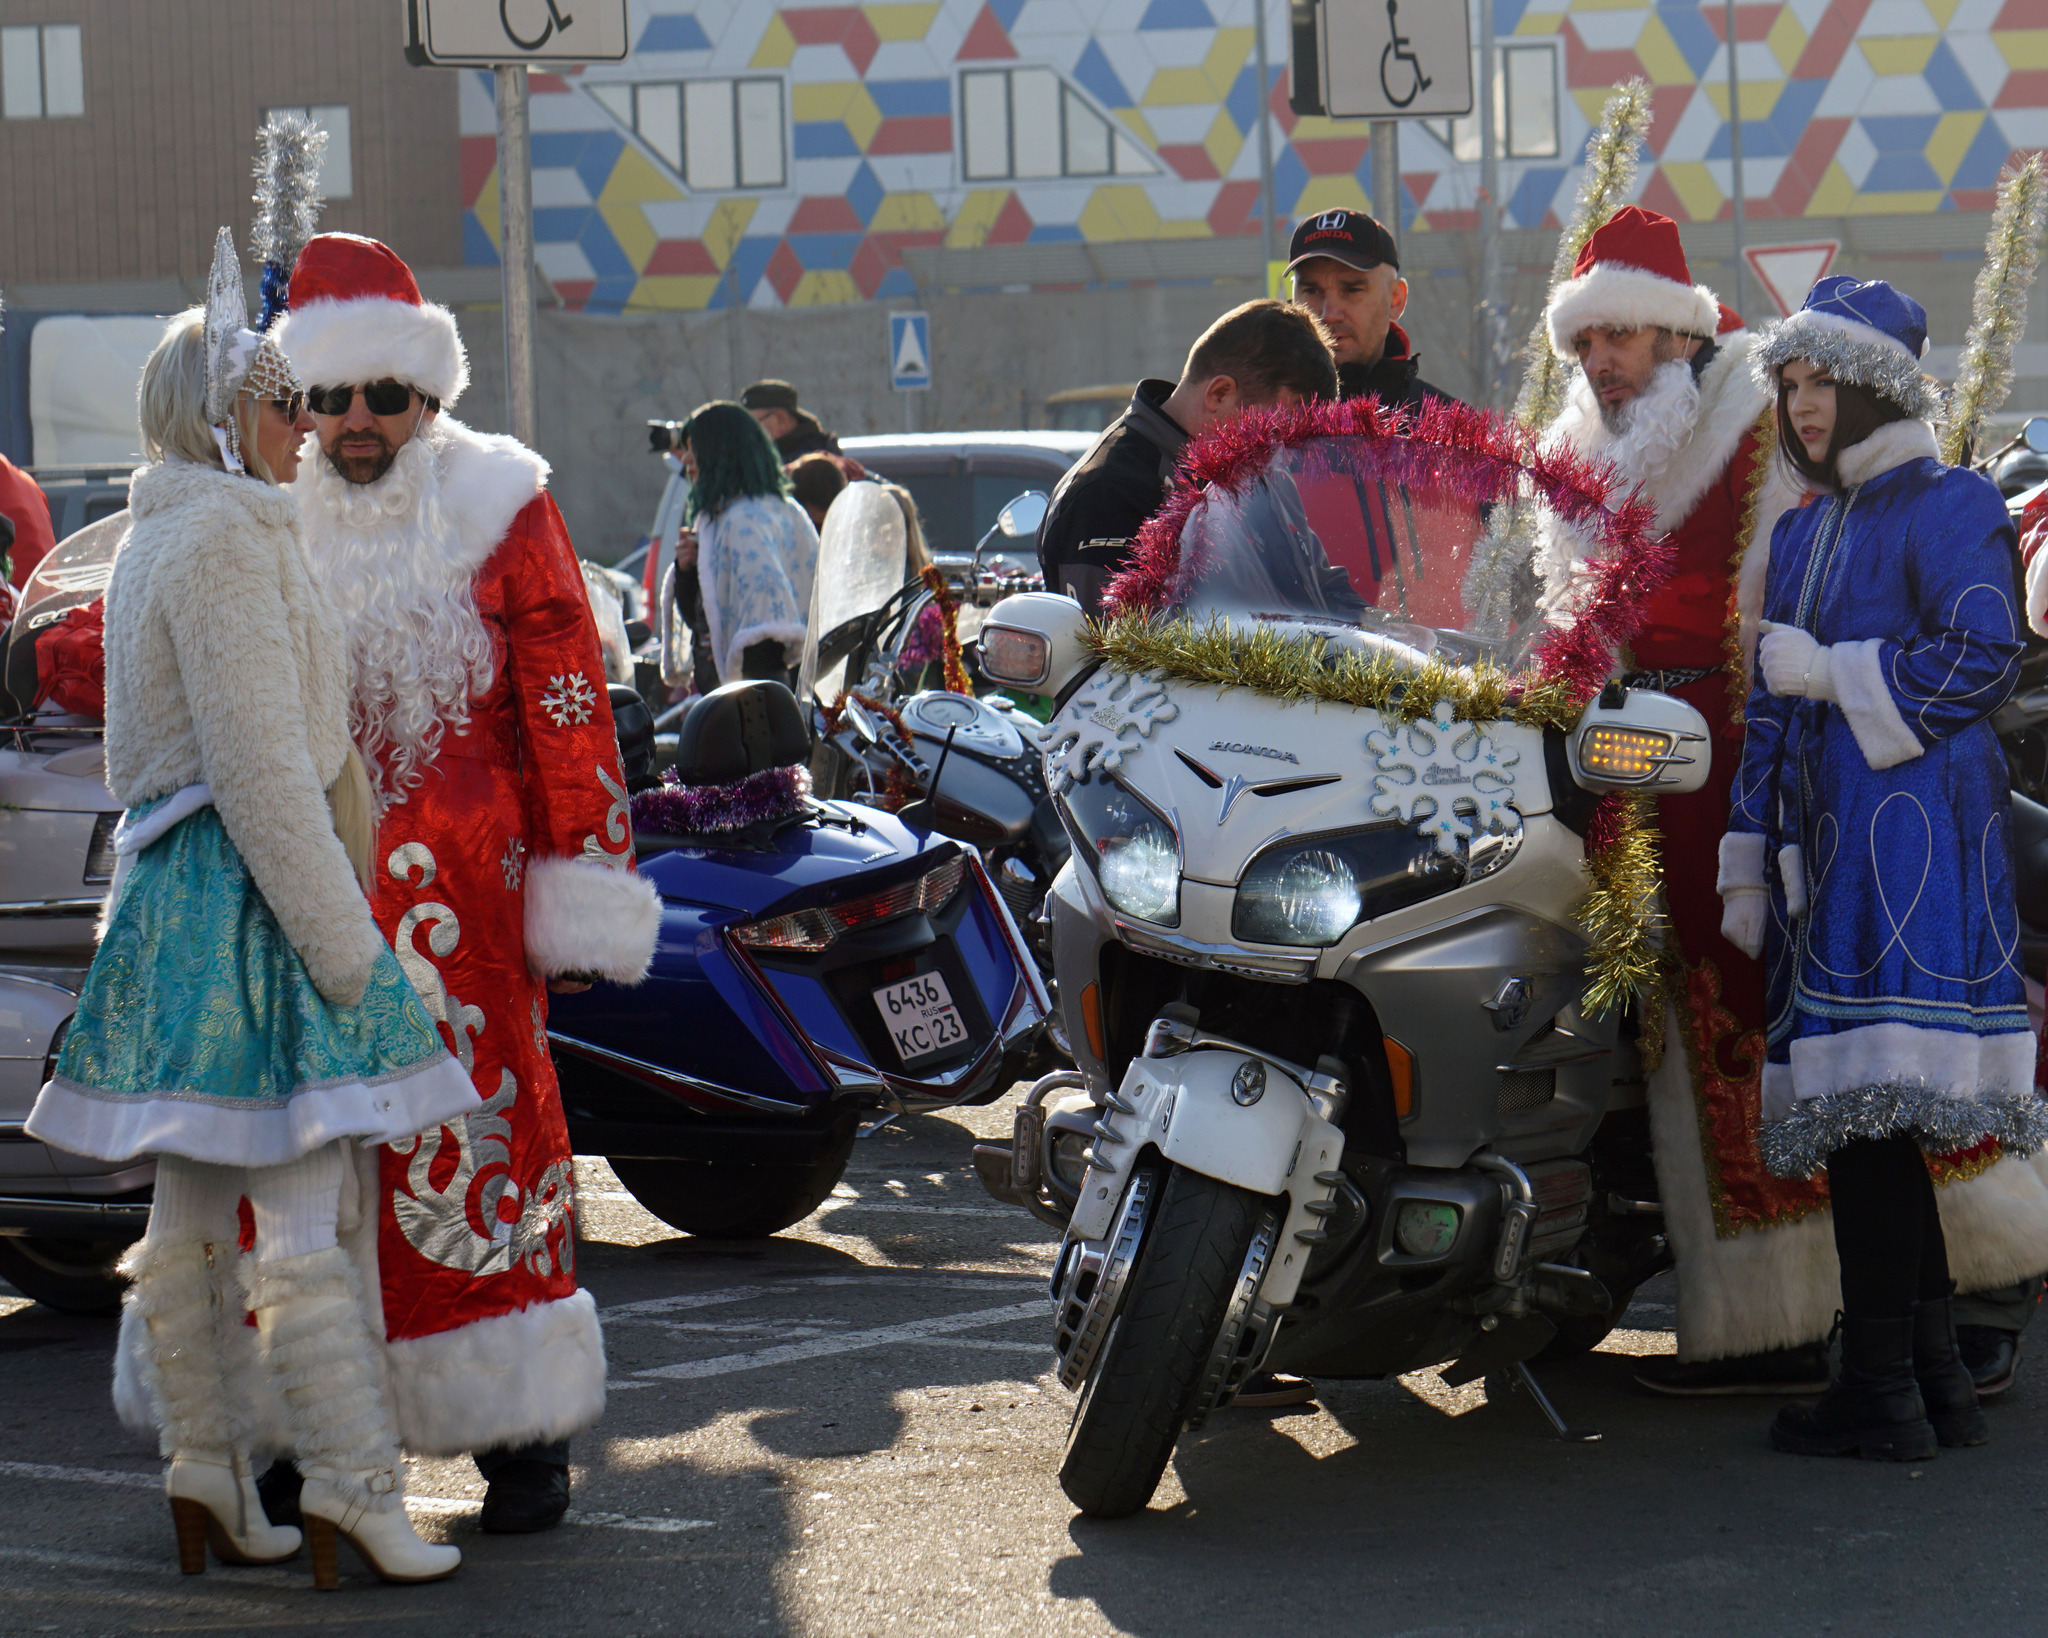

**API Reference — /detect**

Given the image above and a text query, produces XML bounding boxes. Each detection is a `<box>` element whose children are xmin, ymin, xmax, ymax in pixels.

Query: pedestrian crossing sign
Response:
<box><xmin>889</xmin><ymin>311</ymin><xmax>931</xmax><ymax>392</ymax></box>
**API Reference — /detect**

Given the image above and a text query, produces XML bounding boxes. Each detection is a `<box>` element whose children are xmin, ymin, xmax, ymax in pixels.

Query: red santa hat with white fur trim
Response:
<box><xmin>1544</xmin><ymin>206</ymin><xmax>1723</xmax><ymax>359</ymax></box>
<box><xmin>273</xmin><ymin>233</ymin><xmax>469</xmax><ymax>406</ymax></box>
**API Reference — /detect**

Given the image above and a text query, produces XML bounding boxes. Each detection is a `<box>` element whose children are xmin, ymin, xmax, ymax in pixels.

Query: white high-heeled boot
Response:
<box><xmin>246</xmin><ymin>1246</ymin><xmax>459</xmax><ymax>1589</ymax></box>
<box><xmin>122</xmin><ymin>1238</ymin><xmax>303</xmax><ymax>1572</ymax></box>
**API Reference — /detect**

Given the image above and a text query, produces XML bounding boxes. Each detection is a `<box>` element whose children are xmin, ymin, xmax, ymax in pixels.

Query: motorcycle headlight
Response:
<box><xmin>1059</xmin><ymin>769</ymin><xmax>1180</xmax><ymax>927</ymax></box>
<box><xmin>1234</xmin><ymin>825</ymin><xmax>1465</xmax><ymax>947</ymax></box>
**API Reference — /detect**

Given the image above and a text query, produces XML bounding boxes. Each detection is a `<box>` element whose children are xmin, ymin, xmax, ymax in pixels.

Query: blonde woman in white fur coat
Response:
<box><xmin>24</xmin><ymin>299</ymin><xmax>478</xmax><ymax>1588</ymax></box>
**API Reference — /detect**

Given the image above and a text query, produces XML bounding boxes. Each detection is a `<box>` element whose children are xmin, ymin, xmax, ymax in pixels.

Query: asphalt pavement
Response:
<box><xmin>4</xmin><ymin>1090</ymin><xmax>2048</xmax><ymax>1637</ymax></box>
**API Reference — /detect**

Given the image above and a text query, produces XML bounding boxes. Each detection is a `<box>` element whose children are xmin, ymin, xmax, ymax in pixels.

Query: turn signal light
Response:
<box><xmin>1383</xmin><ymin>1036</ymin><xmax>1415</xmax><ymax>1118</ymax></box>
<box><xmin>979</xmin><ymin>623</ymin><xmax>1051</xmax><ymax>689</ymax></box>
<box><xmin>1575</xmin><ymin>724</ymin><xmax>1674</xmax><ymax>784</ymax></box>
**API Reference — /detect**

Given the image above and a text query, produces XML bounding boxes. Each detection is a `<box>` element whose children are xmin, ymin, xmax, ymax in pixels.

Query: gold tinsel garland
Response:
<box><xmin>1512</xmin><ymin>78</ymin><xmax>1654</xmax><ymax>436</ymax></box>
<box><xmin>1087</xmin><ymin>614</ymin><xmax>1669</xmax><ymax>1030</ymax></box>
<box><xmin>1942</xmin><ymin>155</ymin><xmax>2048</xmax><ymax>467</ymax></box>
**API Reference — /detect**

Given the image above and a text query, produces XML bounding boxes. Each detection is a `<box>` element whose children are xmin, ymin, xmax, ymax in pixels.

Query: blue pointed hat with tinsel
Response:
<box><xmin>1751</xmin><ymin>273</ymin><xmax>1941</xmax><ymax>419</ymax></box>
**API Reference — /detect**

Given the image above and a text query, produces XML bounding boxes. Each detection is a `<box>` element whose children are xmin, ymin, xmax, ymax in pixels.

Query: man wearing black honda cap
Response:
<box><xmin>1287</xmin><ymin>209</ymin><xmax>1455</xmax><ymax>411</ymax></box>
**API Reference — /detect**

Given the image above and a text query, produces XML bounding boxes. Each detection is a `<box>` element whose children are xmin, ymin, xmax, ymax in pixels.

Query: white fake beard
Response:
<box><xmin>1578</xmin><ymin>357</ymin><xmax>1702</xmax><ymax>492</ymax></box>
<box><xmin>298</xmin><ymin>427</ymin><xmax>496</xmax><ymax>803</ymax></box>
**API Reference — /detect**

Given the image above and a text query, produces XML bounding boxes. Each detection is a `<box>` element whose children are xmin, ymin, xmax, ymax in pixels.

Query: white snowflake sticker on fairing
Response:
<box><xmin>540</xmin><ymin>671</ymin><xmax>596</xmax><ymax>727</ymax></box>
<box><xmin>1366</xmin><ymin>699</ymin><xmax>1521</xmax><ymax>855</ymax></box>
<box><xmin>1043</xmin><ymin>670</ymin><xmax>1179</xmax><ymax>793</ymax></box>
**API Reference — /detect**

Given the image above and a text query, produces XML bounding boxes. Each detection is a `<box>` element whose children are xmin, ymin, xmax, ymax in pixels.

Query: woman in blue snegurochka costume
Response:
<box><xmin>22</xmin><ymin>247</ymin><xmax>478</xmax><ymax>1587</ymax></box>
<box><xmin>1723</xmin><ymin>273</ymin><xmax>2048</xmax><ymax>1463</ymax></box>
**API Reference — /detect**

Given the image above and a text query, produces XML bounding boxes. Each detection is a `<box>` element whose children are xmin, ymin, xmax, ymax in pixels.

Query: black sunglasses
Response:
<box><xmin>264</xmin><ymin>390</ymin><xmax>307</xmax><ymax>422</ymax></box>
<box><xmin>307</xmin><ymin>379</ymin><xmax>417</xmax><ymax>417</ymax></box>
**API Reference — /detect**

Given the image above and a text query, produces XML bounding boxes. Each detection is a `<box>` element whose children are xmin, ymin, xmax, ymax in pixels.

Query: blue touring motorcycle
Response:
<box><xmin>547</xmin><ymin>678</ymin><xmax>1049</xmax><ymax>1238</ymax></box>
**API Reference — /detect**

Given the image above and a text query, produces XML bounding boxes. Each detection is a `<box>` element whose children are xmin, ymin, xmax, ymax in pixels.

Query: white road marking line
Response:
<box><xmin>0</xmin><ymin>1462</ymin><xmax>707</xmax><ymax>1535</ymax></box>
<box><xmin>603</xmin><ymin>1273</ymin><xmax>1041</xmax><ymax>1321</ymax></box>
<box><xmin>584</xmin><ymin>1185</ymin><xmax>1026</xmax><ymax>1220</ymax></box>
<box><xmin>903</xmin><ymin>1336</ymin><xmax>1050</xmax><ymax>1355</ymax></box>
<box><xmin>636</xmin><ymin>1300</ymin><xmax>1046</xmax><ymax>1380</ymax></box>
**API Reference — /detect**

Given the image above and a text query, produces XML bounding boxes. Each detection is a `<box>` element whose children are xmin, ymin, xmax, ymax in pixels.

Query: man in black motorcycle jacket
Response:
<box><xmin>1285</xmin><ymin>209</ymin><xmax>1458</xmax><ymax>414</ymax></box>
<box><xmin>1035</xmin><ymin>299</ymin><xmax>1336</xmax><ymax>614</ymax></box>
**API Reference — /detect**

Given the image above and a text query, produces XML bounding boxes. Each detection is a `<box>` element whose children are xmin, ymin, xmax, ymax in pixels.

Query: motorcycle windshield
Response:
<box><xmin>1168</xmin><ymin>434</ymin><xmax>1547</xmax><ymax>670</ymax></box>
<box><xmin>800</xmin><ymin>482</ymin><xmax>909</xmax><ymax>704</ymax></box>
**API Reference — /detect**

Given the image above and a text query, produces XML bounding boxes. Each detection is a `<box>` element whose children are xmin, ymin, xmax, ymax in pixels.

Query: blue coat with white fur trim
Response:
<box><xmin>1727</xmin><ymin>420</ymin><xmax>2042</xmax><ymax>1177</ymax></box>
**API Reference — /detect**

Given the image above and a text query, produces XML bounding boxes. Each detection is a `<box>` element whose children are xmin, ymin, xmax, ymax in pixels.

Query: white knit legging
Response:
<box><xmin>145</xmin><ymin>1142</ymin><xmax>346</xmax><ymax>1261</ymax></box>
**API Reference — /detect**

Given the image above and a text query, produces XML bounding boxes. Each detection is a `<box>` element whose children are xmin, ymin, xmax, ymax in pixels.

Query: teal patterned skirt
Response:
<box><xmin>26</xmin><ymin>804</ymin><xmax>476</xmax><ymax>1168</ymax></box>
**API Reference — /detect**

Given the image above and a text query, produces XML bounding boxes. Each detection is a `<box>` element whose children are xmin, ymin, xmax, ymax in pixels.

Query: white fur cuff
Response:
<box><xmin>524</xmin><ymin>855</ymin><xmax>661</xmax><ymax>984</ymax></box>
<box><xmin>1718</xmin><ymin>831</ymin><xmax>1767</xmax><ymax>894</ymax></box>
<box><xmin>1828</xmin><ymin>637</ymin><xmax>1925</xmax><ymax>770</ymax></box>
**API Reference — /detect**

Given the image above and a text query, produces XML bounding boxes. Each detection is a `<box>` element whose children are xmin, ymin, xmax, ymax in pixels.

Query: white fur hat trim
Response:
<box><xmin>1546</xmin><ymin>263</ymin><xmax>1723</xmax><ymax>359</ymax></box>
<box><xmin>274</xmin><ymin>294</ymin><xmax>470</xmax><ymax>406</ymax></box>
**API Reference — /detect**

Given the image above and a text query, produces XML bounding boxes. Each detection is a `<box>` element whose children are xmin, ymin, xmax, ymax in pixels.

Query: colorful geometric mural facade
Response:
<box><xmin>459</xmin><ymin>0</ymin><xmax>2048</xmax><ymax>312</ymax></box>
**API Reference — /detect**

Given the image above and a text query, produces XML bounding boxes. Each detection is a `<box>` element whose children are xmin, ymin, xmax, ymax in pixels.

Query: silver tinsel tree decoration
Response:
<box><xmin>250</xmin><ymin>109</ymin><xmax>328</xmax><ymax>331</ymax></box>
<box><xmin>1941</xmin><ymin>155</ymin><xmax>2048</xmax><ymax>467</ymax></box>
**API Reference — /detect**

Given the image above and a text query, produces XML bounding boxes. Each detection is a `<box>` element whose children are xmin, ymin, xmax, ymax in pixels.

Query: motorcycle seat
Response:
<box><xmin>672</xmin><ymin>679</ymin><xmax>809</xmax><ymax>786</ymax></box>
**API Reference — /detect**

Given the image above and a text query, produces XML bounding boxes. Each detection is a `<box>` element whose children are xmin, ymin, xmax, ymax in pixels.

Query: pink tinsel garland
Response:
<box><xmin>1100</xmin><ymin>394</ymin><xmax>1670</xmax><ymax>707</ymax></box>
<box><xmin>632</xmin><ymin>763</ymin><xmax>813</xmax><ymax>835</ymax></box>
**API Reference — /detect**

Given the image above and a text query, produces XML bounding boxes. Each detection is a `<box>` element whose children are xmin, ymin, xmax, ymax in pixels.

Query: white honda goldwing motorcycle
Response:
<box><xmin>972</xmin><ymin>414</ymin><xmax>1710</xmax><ymax>1516</ymax></box>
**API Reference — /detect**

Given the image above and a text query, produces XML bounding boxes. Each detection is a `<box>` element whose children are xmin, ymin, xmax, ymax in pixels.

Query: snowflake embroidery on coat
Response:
<box><xmin>540</xmin><ymin>671</ymin><xmax>596</xmax><ymax>727</ymax></box>
<box><xmin>1043</xmin><ymin>670</ymin><xmax>1179</xmax><ymax>793</ymax></box>
<box><xmin>501</xmin><ymin>837</ymin><xmax>527</xmax><ymax>891</ymax></box>
<box><xmin>1366</xmin><ymin>699</ymin><xmax>1521</xmax><ymax>855</ymax></box>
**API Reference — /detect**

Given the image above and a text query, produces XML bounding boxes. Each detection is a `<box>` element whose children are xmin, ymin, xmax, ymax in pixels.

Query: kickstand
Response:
<box><xmin>1499</xmin><ymin>1360</ymin><xmax>1601</xmax><ymax>1443</ymax></box>
<box><xmin>856</xmin><ymin>1114</ymin><xmax>899</xmax><ymax>1139</ymax></box>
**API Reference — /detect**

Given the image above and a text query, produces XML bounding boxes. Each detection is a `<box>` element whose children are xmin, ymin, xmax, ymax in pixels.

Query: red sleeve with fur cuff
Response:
<box><xmin>498</xmin><ymin>494</ymin><xmax>660</xmax><ymax>983</ymax></box>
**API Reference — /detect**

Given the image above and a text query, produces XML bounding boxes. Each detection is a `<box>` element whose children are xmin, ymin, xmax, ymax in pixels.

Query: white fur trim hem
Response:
<box><xmin>1644</xmin><ymin>1006</ymin><xmax>1841</xmax><ymax>1359</ymax></box>
<box><xmin>26</xmin><ymin>1053</ymin><xmax>481</xmax><ymax>1169</ymax></box>
<box><xmin>720</xmin><ymin>620</ymin><xmax>810</xmax><ymax>689</ymax></box>
<box><xmin>1717</xmin><ymin>830</ymin><xmax>1766</xmax><ymax>893</ymax></box>
<box><xmin>1938</xmin><ymin>1147</ymin><xmax>2048</xmax><ymax>1291</ymax></box>
<box><xmin>1545</xmin><ymin>265</ymin><xmax>1721</xmax><ymax>357</ymax></box>
<box><xmin>275</xmin><ymin>295</ymin><xmax>470</xmax><ymax>406</ymax></box>
<box><xmin>2027</xmin><ymin>532</ymin><xmax>2048</xmax><ymax>639</ymax></box>
<box><xmin>385</xmin><ymin>1289</ymin><xmax>606</xmax><ymax>1455</ymax></box>
<box><xmin>523</xmin><ymin>855</ymin><xmax>661</xmax><ymax>984</ymax></box>
<box><xmin>1764</xmin><ymin>1023</ymin><xmax>2035</xmax><ymax>1123</ymax></box>
<box><xmin>1828</xmin><ymin>637</ymin><xmax>1924</xmax><ymax>770</ymax></box>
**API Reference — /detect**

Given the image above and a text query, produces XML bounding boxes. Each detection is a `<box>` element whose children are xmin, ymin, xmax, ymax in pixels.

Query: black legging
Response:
<box><xmin>1826</xmin><ymin>1135</ymin><xmax>1952</xmax><ymax>1319</ymax></box>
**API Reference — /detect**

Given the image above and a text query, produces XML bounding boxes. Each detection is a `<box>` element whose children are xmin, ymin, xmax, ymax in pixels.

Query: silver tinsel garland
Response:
<box><xmin>250</xmin><ymin>109</ymin><xmax>327</xmax><ymax>329</ymax></box>
<box><xmin>1759</xmin><ymin>1078</ymin><xmax>2048</xmax><ymax>1179</ymax></box>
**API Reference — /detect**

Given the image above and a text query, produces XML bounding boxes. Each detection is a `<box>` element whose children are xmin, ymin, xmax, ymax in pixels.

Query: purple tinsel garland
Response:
<box><xmin>632</xmin><ymin>763</ymin><xmax>813</xmax><ymax>834</ymax></box>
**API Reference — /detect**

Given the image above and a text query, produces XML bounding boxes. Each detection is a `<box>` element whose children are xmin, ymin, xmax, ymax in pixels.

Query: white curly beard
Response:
<box><xmin>1573</xmin><ymin>357</ymin><xmax>1703</xmax><ymax>492</ymax></box>
<box><xmin>298</xmin><ymin>426</ymin><xmax>496</xmax><ymax>803</ymax></box>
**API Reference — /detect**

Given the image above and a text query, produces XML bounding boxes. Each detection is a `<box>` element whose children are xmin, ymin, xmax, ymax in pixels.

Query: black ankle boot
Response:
<box><xmin>1769</xmin><ymin>1315</ymin><xmax>1938</xmax><ymax>1461</ymax></box>
<box><xmin>1912</xmin><ymin>1288</ymin><xmax>1988</xmax><ymax>1447</ymax></box>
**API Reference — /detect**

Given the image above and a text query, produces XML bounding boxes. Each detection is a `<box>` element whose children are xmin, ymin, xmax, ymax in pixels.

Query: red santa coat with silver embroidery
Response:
<box><xmin>353</xmin><ymin>461</ymin><xmax>659</xmax><ymax>1456</ymax></box>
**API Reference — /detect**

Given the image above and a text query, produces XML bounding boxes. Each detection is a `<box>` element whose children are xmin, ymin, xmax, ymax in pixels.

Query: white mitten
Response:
<box><xmin>1720</xmin><ymin>889</ymin><xmax>1767</xmax><ymax>960</ymax></box>
<box><xmin>1757</xmin><ymin>621</ymin><xmax>1834</xmax><ymax>700</ymax></box>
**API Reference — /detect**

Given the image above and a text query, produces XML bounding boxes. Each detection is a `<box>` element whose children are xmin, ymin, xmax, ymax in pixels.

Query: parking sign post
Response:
<box><xmin>405</xmin><ymin>0</ymin><xmax>627</xmax><ymax>445</ymax></box>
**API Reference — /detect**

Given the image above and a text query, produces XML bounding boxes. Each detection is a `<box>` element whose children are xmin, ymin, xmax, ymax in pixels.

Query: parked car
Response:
<box><xmin>1041</xmin><ymin>385</ymin><xmax>1135</xmax><ymax>434</ymax></box>
<box><xmin>839</xmin><ymin>433</ymin><xmax>1092</xmax><ymax>556</ymax></box>
<box><xmin>28</xmin><ymin>465</ymin><xmax>132</xmax><ymax>547</ymax></box>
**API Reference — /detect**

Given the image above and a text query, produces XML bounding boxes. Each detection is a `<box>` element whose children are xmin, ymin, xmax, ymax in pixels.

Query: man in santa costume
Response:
<box><xmin>274</xmin><ymin>233</ymin><xmax>661</xmax><ymax>1530</ymax></box>
<box><xmin>1541</xmin><ymin>207</ymin><xmax>2048</xmax><ymax>1394</ymax></box>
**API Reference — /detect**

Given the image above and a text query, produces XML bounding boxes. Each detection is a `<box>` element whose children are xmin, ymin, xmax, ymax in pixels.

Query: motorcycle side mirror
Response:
<box><xmin>997</xmin><ymin>491</ymin><xmax>1050</xmax><ymax>538</ymax></box>
<box><xmin>2026</xmin><ymin>417</ymin><xmax>2048</xmax><ymax>455</ymax></box>
<box><xmin>978</xmin><ymin>591</ymin><xmax>1091</xmax><ymax>699</ymax></box>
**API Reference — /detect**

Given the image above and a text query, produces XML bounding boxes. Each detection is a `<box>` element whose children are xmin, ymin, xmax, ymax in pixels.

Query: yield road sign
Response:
<box><xmin>406</xmin><ymin>0</ymin><xmax>628</xmax><ymax>65</ymax></box>
<box><xmin>890</xmin><ymin>312</ymin><xmax>931</xmax><ymax>392</ymax></box>
<box><xmin>1744</xmin><ymin>242</ymin><xmax>1840</xmax><ymax>318</ymax></box>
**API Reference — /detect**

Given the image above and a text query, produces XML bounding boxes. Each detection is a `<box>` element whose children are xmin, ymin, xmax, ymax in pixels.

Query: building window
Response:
<box><xmin>959</xmin><ymin>67</ymin><xmax>1155</xmax><ymax>181</ymax></box>
<box><xmin>589</xmin><ymin>77</ymin><xmax>786</xmax><ymax>191</ymax></box>
<box><xmin>268</xmin><ymin>105</ymin><xmax>353</xmax><ymax>199</ymax></box>
<box><xmin>1421</xmin><ymin>43</ymin><xmax>1558</xmax><ymax>162</ymax></box>
<box><xmin>2</xmin><ymin>23</ymin><xmax>83</xmax><ymax>119</ymax></box>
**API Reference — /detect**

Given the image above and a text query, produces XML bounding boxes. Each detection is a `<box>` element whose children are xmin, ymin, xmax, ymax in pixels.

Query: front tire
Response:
<box><xmin>1058</xmin><ymin>1167</ymin><xmax>1265</xmax><ymax>1518</ymax></box>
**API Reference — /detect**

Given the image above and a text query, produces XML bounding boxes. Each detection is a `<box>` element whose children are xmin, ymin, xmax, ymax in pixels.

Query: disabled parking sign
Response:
<box><xmin>889</xmin><ymin>311</ymin><xmax>931</xmax><ymax>393</ymax></box>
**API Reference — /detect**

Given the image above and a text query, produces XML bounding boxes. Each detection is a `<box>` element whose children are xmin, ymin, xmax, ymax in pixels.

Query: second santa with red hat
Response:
<box><xmin>273</xmin><ymin>232</ymin><xmax>658</xmax><ymax>1526</ymax></box>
